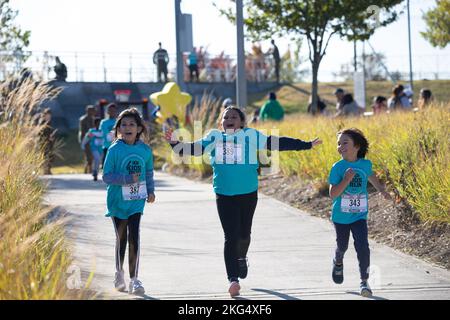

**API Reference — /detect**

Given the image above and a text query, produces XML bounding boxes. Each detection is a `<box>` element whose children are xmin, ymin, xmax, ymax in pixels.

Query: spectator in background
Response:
<box><xmin>153</xmin><ymin>42</ymin><xmax>169</xmax><ymax>82</ymax></box>
<box><xmin>38</xmin><ymin>108</ymin><xmax>57</xmax><ymax>175</ymax></box>
<box><xmin>335</xmin><ymin>93</ymin><xmax>361</xmax><ymax>117</ymax></box>
<box><xmin>307</xmin><ymin>95</ymin><xmax>327</xmax><ymax>115</ymax></box>
<box><xmin>371</xmin><ymin>96</ymin><xmax>388</xmax><ymax>115</ymax></box>
<box><xmin>54</xmin><ymin>57</ymin><xmax>67</xmax><ymax>81</ymax></box>
<box><xmin>387</xmin><ymin>84</ymin><xmax>412</xmax><ymax>111</ymax></box>
<box><xmin>334</xmin><ymin>88</ymin><xmax>345</xmax><ymax>113</ymax></box>
<box><xmin>270</xmin><ymin>39</ymin><xmax>281</xmax><ymax>83</ymax></box>
<box><xmin>259</xmin><ymin>92</ymin><xmax>285</xmax><ymax>121</ymax></box>
<box><xmin>187</xmin><ymin>47</ymin><xmax>199</xmax><ymax>82</ymax></box>
<box><xmin>418</xmin><ymin>89</ymin><xmax>433</xmax><ymax>110</ymax></box>
<box><xmin>222</xmin><ymin>97</ymin><xmax>233</xmax><ymax>109</ymax></box>
<box><xmin>79</xmin><ymin>105</ymin><xmax>96</xmax><ymax>174</ymax></box>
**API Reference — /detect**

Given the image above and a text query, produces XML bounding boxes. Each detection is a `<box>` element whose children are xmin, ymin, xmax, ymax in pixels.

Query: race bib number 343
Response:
<box><xmin>341</xmin><ymin>193</ymin><xmax>367</xmax><ymax>213</ymax></box>
<box><xmin>122</xmin><ymin>181</ymin><xmax>147</xmax><ymax>201</ymax></box>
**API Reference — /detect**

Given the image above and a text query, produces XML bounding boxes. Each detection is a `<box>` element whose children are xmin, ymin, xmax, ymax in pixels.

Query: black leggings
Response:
<box><xmin>216</xmin><ymin>191</ymin><xmax>258</xmax><ymax>281</ymax></box>
<box><xmin>112</xmin><ymin>213</ymin><xmax>141</xmax><ymax>278</ymax></box>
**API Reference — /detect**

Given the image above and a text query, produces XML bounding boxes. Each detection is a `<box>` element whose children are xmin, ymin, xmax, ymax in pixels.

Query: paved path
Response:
<box><xmin>43</xmin><ymin>172</ymin><xmax>450</xmax><ymax>300</ymax></box>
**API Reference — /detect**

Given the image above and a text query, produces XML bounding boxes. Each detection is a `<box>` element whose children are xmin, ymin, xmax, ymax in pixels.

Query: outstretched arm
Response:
<box><xmin>265</xmin><ymin>136</ymin><xmax>322</xmax><ymax>151</ymax></box>
<box><xmin>164</xmin><ymin>127</ymin><xmax>205</xmax><ymax>156</ymax></box>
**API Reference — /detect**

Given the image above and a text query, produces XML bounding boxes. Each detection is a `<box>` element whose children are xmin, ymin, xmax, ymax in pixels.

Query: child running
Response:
<box><xmin>329</xmin><ymin>128</ymin><xmax>391</xmax><ymax>297</ymax></box>
<box><xmin>102</xmin><ymin>108</ymin><xmax>155</xmax><ymax>295</ymax></box>
<box><xmin>81</xmin><ymin>117</ymin><xmax>103</xmax><ymax>181</ymax></box>
<box><xmin>165</xmin><ymin>106</ymin><xmax>322</xmax><ymax>297</ymax></box>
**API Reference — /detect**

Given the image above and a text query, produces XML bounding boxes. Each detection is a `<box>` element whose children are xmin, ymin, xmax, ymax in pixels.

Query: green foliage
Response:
<box><xmin>0</xmin><ymin>0</ymin><xmax>31</xmax><ymax>76</ymax></box>
<box><xmin>421</xmin><ymin>0</ymin><xmax>450</xmax><ymax>48</ymax></box>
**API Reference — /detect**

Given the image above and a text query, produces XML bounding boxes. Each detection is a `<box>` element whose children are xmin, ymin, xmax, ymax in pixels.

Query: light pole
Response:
<box><xmin>407</xmin><ymin>0</ymin><xmax>413</xmax><ymax>91</ymax></box>
<box><xmin>236</xmin><ymin>0</ymin><xmax>247</xmax><ymax>108</ymax></box>
<box><xmin>175</xmin><ymin>0</ymin><xmax>185</xmax><ymax>89</ymax></box>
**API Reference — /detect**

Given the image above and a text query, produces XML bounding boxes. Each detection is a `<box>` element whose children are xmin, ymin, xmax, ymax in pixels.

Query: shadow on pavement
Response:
<box><xmin>251</xmin><ymin>288</ymin><xmax>301</xmax><ymax>300</ymax></box>
<box><xmin>346</xmin><ymin>291</ymin><xmax>388</xmax><ymax>300</ymax></box>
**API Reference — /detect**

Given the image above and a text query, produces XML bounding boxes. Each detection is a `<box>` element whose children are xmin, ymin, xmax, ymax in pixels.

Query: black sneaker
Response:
<box><xmin>238</xmin><ymin>258</ymin><xmax>248</xmax><ymax>279</ymax></box>
<box><xmin>360</xmin><ymin>281</ymin><xmax>373</xmax><ymax>298</ymax></box>
<box><xmin>332</xmin><ymin>260</ymin><xmax>344</xmax><ymax>284</ymax></box>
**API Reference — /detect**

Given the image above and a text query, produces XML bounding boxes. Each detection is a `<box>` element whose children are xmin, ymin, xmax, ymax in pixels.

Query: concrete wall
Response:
<box><xmin>46</xmin><ymin>81</ymin><xmax>279</xmax><ymax>133</ymax></box>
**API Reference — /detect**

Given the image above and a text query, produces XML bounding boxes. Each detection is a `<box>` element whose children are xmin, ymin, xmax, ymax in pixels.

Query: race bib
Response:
<box><xmin>341</xmin><ymin>193</ymin><xmax>367</xmax><ymax>213</ymax></box>
<box><xmin>215</xmin><ymin>143</ymin><xmax>243</xmax><ymax>163</ymax></box>
<box><xmin>122</xmin><ymin>181</ymin><xmax>147</xmax><ymax>201</ymax></box>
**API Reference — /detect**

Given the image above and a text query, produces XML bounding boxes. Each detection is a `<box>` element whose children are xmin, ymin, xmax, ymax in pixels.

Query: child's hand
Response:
<box><xmin>132</xmin><ymin>173</ymin><xmax>140</xmax><ymax>183</ymax></box>
<box><xmin>147</xmin><ymin>193</ymin><xmax>155</xmax><ymax>203</ymax></box>
<box><xmin>381</xmin><ymin>190</ymin><xmax>392</xmax><ymax>201</ymax></box>
<box><xmin>344</xmin><ymin>168</ymin><xmax>356</xmax><ymax>182</ymax></box>
<box><xmin>164</xmin><ymin>127</ymin><xmax>177</xmax><ymax>143</ymax></box>
<box><xmin>310</xmin><ymin>138</ymin><xmax>322</xmax><ymax>147</ymax></box>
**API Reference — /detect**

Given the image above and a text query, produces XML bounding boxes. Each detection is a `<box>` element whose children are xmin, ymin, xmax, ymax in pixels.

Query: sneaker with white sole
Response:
<box><xmin>332</xmin><ymin>260</ymin><xmax>344</xmax><ymax>284</ymax></box>
<box><xmin>129</xmin><ymin>278</ymin><xmax>145</xmax><ymax>295</ymax></box>
<box><xmin>360</xmin><ymin>280</ymin><xmax>373</xmax><ymax>298</ymax></box>
<box><xmin>114</xmin><ymin>270</ymin><xmax>126</xmax><ymax>292</ymax></box>
<box><xmin>228</xmin><ymin>281</ymin><xmax>241</xmax><ymax>298</ymax></box>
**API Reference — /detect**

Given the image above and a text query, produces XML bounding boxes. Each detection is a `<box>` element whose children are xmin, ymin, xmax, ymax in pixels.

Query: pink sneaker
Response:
<box><xmin>228</xmin><ymin>281</ymin><xmax>241</xmax><ymax>297</ymax></box>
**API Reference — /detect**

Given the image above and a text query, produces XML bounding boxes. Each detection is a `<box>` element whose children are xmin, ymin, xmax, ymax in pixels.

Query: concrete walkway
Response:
<box><xmin>43</xmin><ymin>172</ymin><xmax>450</xmax><ymax>300</ymax></box>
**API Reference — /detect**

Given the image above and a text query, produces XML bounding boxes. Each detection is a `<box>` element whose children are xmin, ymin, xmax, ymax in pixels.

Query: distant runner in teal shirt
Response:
<box><xmin>165</xmin><ymin>106</ymin><xmax>322</xmax><ymax>297</ymax></box>
<box><xmin>102</xmin><ymin>108</ymin><xmax>155</xmax><ymax>296</ymax></box>
<box><xmin>100</xmin><ymin>103</ymin><xmax>118</xmax><ymax>166</ymax></box>
<box><xmin>328</xmin><ymin>128</ymin><xmax>391</xmax><ymax>298</ymax></box>
<box><xmin>81</xmin><ymin>117</ymin><xmax>103</xmax><ymax>181</ymax></box>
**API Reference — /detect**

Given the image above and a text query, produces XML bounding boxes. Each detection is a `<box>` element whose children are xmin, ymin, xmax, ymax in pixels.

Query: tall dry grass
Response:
<box><xmin>0</xmin><ymin>77</ymin><xmax>88</xmax><ymax>299</ymax></box>
<box><xmin>254</xmin><ymin>104</ymin><xmax>450</xmax><ymax>223</ymax></box>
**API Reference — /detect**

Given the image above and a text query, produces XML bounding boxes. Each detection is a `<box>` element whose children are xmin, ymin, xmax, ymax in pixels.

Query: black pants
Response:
<box><xmin>334</xmin><ymin>219</ymin><xmax>370</xmax><ymax>280</ymax></box>
<box><xmin>216</xmin><ymin>191</ymin><xmax>258</xmax><ymax>281</ymax></box>
<box><xmin>112</xmin><ymin>213</ymin><xmax>142</xmax><ymax>278</ymax></box>
<box><xmin>189</xmin><ymin>64</ymin><xmax>199</xmax><ymax>82</ymax></box>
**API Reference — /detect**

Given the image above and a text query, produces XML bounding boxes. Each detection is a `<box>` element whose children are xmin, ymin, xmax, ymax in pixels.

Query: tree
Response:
<box><xmin>216</xmin><ymin>0</ymin><xmax>402</xmax><ymax>113</ymax></box>
<box><xmin>279</xmin><ymin>39</ymin><xmax>309</xmax><ymax>83</ymax></box>
<box><xmin>334</xmin><ymin>52</ymin><xmax>388</xmax><ymax>81</ymax></box>
<box><xmin>421</xmin><ymin>0</ymin><xmax>450</xmax><ymax>48</ymax></box>
<box><xmin>0</xmin><ymin>0</ymin><xmax>31</xmax><ymax>78</ymax></box>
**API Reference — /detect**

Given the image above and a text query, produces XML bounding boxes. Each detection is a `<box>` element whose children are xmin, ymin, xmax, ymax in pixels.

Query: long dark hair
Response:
<box><xmin>218</xmin><ymin>106</ymin><xmax>246</xmax><ymax>129</ymax></box>
<box><xmin>114</xmin><ymin>108</ymin><xmax>147</xmax><ymax>142</ymax></box>
<box><xmin>338</xmin><ymin>128</ymin><xmax>369</xmax><ymax>158</ymax></box>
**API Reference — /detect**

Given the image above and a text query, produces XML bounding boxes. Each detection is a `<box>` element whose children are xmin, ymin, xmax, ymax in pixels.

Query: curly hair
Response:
<box><xmin>337</xmin><ymin>128</ymin><xmax>369</xmax><ymax>158</ymax></box>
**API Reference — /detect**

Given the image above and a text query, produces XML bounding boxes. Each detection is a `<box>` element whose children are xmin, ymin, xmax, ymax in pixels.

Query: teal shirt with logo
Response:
<box><xmin>103</xmin><ymin>139</ymin><xmax>153</xmax><ymax>219</ymax></box>
<box><xmin>99</xmin><ymin>118</ymin><xmax>116</xmax><ymax>149</ymax></box>
<box><xmin>328</xmin><ymin>158</ymin><xmax>373</xmax><ymax>224</ymax></box>
<box><xmin>195</xmin><ymin>128</ymin><xmax>268</xmax><ymax>196</ymax></box>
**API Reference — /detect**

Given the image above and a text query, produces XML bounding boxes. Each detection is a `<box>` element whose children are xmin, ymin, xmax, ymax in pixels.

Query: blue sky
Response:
<box><xmin>9</xmin><ymin>0</ymin><xmax>450</xmax><ymax>81</ymax></box>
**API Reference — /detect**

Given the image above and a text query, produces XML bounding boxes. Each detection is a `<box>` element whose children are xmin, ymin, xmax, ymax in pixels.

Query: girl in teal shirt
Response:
<box><xmin>102</xmin><ymin>108</ymin><xmax>155</xmax><ymax>295</ymax></box>
<box><xmin>166</xmin><ymin>106</ymin><xmax>321</xmax><ymax>297</ymax></box>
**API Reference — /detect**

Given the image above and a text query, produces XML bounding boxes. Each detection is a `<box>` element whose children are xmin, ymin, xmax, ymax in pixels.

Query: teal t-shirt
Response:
<box><xmin>328</xmin><ymin>158</ymin><xmax>373</xmax><ymax>224</ymax></box>
<box><xmin>99</xmin><ymin>118</ymin><xmax>116</xmax><ymax>149</ymax></box>
<box><xmin>103</xmin><ymin>139</ymin><xmax>153</xmax><ymax>219</ymax></box>
<box><xmin>195</xmin><ymin>128</ymin><xmax>268</xmax><ymax>196</ymax></box>
<box><xmin>85</xmin><ymin>128</ymin><xmax>104</xmax><ymax>154</ymax></box>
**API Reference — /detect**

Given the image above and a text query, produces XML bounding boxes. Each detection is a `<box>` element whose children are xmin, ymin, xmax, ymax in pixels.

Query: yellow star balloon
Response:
<box><xmin>150</xmin><ymin>82</ymin><xmax>192</xmax><ymax>125</ymax></box>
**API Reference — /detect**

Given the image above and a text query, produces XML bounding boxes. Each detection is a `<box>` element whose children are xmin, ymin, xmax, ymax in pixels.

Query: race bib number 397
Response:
<box><xmin>122</xmin><ymin>181</ymin><xmax>147</xmax><ymax>201</ymax></box>
<box><xmin>341</xmin><ymin>193</ymin><xmax>367</xmax><ymax>213</ymax></box>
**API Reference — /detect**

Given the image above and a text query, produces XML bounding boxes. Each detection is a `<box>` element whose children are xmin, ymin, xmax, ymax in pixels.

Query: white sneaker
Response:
<box><xmin>129</xmin><ymin>278</ymin><xmax>145</xmax><ymax>295</ymax></box>
<box><xmin>114</xmin><ymin>270</ymin><xmax>126</xmax><ymax>292</ymax></box>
